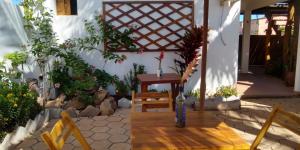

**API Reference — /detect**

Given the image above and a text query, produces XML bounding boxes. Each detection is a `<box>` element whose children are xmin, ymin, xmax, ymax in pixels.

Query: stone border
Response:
<box><xmin>0</xmin><ymin>110</ymin><xmax>50</xmax><ymax>149</ymax></box>
<box><xmin>191</xmin><ymin>96</ymin><xmax>241</xmax><ymax>110</ymax></box>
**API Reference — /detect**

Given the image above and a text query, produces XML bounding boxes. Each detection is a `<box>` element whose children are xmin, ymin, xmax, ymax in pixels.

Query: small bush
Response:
<box><xmin>124</xmin><ymin>63</ymin><xmax>146</xmax><ymax>92</ymax></box>
<box><xmin>214</xmin><ymin>86</ymin><xmax>238</xmax><ymax>98</ymax></box>
<box><xmin>187</xmin><ymin>89</ymin><xmax>200</xmax><ymax>98</ymax></box>
<box><xmin>0</xmin><ymin>82</ymin><xmax>41</xmax><ymax>141</ymax></box>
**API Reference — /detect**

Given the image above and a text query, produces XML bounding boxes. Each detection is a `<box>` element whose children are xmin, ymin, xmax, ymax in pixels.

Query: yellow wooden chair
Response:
<box><xmin>41</xmin><ymin>112</ymin><xmax>91</xmax><ymax>150</ymax></box>
<box><xmin>251</xmin><ymin>106</ymin><xmax>300</xmax><ymax>150</ymax></box>
<box><xmin>131</xmin><ymin>91</ymin><xmax>173</xmax><ymax>112</ymax></box>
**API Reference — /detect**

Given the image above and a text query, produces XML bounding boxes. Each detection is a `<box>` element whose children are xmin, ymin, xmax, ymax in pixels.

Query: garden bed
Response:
<box><xmin>0</xmin><ymin>110</ymin><xmax>49</xmax><ymax>149</ymax></box>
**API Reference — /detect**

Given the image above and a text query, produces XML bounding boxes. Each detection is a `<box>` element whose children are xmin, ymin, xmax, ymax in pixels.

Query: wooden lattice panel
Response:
<box><xmin>103</xmin><ymin>1</ymin><xmax>194</xmax><ymax>52</ymax></box>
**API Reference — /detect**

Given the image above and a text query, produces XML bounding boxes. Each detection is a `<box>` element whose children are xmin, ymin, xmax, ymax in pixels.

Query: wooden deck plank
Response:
<box><xmin>131</xmin><ymin>111</ymin><xmax>250</xmax><ymax>150</ymax></box>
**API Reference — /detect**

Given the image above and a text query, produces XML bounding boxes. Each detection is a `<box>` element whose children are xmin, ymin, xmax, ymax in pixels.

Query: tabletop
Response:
<box><xmin>137</xmin><ymin>73</ymin><xmax>180</xmax><ymax>84</ymax></box>
<box><xmin>131</xmin><ymin>111</ymin><xmax>250</xmax><ymax>150</ymax></box>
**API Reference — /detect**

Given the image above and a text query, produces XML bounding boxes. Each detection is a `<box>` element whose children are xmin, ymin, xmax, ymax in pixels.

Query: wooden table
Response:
<box><xmin>137</xmin><ymin>73</ymin><xmax>180</xmax><ymax>108</ymax></box>
<box><xmin>131</xmin><ymin>111</ymin><xmax>250</xmax><ymax>150</ymax></box>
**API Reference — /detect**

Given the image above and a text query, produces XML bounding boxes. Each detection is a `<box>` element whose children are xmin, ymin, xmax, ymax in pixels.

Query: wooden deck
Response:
<box><xmin>131</xmin><ymin>111</ymin><xmax>250</xmax><ymax>150</ymax></box>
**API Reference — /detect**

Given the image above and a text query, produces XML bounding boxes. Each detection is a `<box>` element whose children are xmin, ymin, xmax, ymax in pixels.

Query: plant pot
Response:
<box><xmin>284</xmin><ymin>71</ymin><xmax>295</xmax><ymax>87</ymax></box>
<box><xmin>194</xmin><ymin>96</ymin><xmax>241</xmax><ymax>111</ymax></box>
<box><xmin>156</xmin><ymin>69</ymin><xmax>162</xmax><ymax>78</ymax></box>
<box><xmin>185</xmin><ymin>96</ymin><xmax>197</xmax><ymax>107</ymax></box>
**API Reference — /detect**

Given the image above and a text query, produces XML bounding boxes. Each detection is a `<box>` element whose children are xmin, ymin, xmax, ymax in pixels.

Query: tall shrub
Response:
<box><xmin>172</xmin><ymin>26</ymin><xmax>203</xmax><ymax>76</ymax></box>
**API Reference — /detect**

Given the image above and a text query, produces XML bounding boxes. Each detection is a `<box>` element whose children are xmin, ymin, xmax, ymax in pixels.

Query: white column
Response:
<box><xmin>294</xmin><ymin>20</ymin><xmax>300</xmax><ymax>92</ymax></box>
<box><xmin>241</xmin><ymin>10</ymin><xmax>251</xmax><ymax>73</ymax></box>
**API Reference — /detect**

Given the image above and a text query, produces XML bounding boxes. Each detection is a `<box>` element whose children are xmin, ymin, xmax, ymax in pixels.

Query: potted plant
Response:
<box><xmin>195</xmin><ymin>86</ymin><xmax>240</xmax><ymax>110</ymax></box>
<box><xmin>185</xmin><ymin>89</ymin><xmax>200</xmax><ymax>108</ymax></box>
<box><xmin>124</xmin><ymin>63</ymin><xmax>146</xmax><ymax>93</ymax></box>
<box><xmin>155</xmin><ymin>51</ymin><xmax>164</xmax><ymax>77</ymax></box>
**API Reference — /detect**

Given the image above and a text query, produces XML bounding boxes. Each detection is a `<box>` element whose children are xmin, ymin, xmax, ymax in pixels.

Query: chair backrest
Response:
<box><xmin>41</xmin><ymin>112</ymin><xmax>91</xmax><ymax>150</ymax></box>
<box><xmin>131</xmin><ymin>91</ymin><xmax>173</xmax><ymax>112</ymax></box>
<box><xmin>251</xmin><ymin>106</ymin><xmax>300</xmax><ymax>150</ymax></box>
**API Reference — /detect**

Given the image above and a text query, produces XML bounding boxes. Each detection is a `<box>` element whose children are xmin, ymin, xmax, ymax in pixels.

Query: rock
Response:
<box><xmin>118</xmin><ymin>97</ymin><xmax>131</xmax><ymax>108</ymax></box>
<box><xmin>65</xmin><ymin>107</ymin><xmax>78</xmax><ymax>118</ymax></box>
<box><xmin>48</xmin><ymin>87</ymin><xmax>60</xmax><ymax>100</ymax></box>
<box><xmin>28</xmin><ymin>79</ymin><xmax>39</xmax><ymax>93</ymax></box>
<box><xmin>64</xmin><ymin>97</ymin><xmax>85</xmax><ymax>110</ymax></box>
<box><xmin>79</xmin><ymin>105</ymin><xmax>100</xmax><ymax>117</ymax></box>
<box><xmin>45</xmin><ymin>94</ymin><xmax>66</xmax><ymax>108</ymax></box>
<box><xmin>37</xmin><ymin>97</ymin><xmax>45</xmax><ymax>106</ymax></box>
<box><xmin>94</xmin><ymin>90</ymin><xmax>108</xmax><ymax>105</ymax></box>
<box><xmin>100</xmin><ymin>97</ymin><xmax>117</xmax><ymax>116</ymax></box>
<box><xmin>107</xmin><ymin>96</ymin><xmax>117</xmax><ymax>110</ymax></box>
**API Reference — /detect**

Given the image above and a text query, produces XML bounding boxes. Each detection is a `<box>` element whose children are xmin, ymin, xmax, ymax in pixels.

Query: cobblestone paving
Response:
<box><xmin>15</xmin><ymin>109</ymin><xmax>131</xmax><ymax>150</ymax></box>
<box><xmin>16</xmin><ymin>98</ymin><xmax>300</xmax><ymax>150</ymax></box>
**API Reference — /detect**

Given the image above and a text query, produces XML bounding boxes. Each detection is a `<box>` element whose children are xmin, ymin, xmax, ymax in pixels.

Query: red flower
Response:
<box><xmin>159</xmin><ymin>51</ymin><xmax>164</xmax><ymax>60</ymax></box>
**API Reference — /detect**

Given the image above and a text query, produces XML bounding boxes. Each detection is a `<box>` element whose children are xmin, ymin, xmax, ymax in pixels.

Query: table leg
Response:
<box><xmin>141</xmin><ymin>83</ymin><xmax>148</xmax><ymax>112</ymax></box>
<box><xmin>141</xmin><ymin>83</ymin><xmax>148</xmax><ymax>92</ymax></box>
<box><xmin>171</xmin><ymin>83</ymin><xmax>179</xmax><ymax>111</ymax></box>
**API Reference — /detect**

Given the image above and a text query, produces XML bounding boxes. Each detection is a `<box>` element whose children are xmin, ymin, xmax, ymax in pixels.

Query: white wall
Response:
<box><xmin>0</xmin><ymin>0</ymin><xmax>241</xmax><ymax>95</ymax></box>
<box><xmin>193</xmin><ymin>0</ymin><xmax>240</xmax><ymax>94</ymax></box>
<box><xmin>0</xmin><ymin>1</ymin><xmax>23</xmax><ymax>59</ymax></box>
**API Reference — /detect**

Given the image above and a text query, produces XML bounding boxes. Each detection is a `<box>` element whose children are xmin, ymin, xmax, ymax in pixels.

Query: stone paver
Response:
<box><xmin>15</xmin><ymin>99</ymin><xmax>300</xmax><ymax>150</ymax></box>
<box><xmin>108</xmin><ymin>128</ymin><xmax>126</xmax><ymax>135</ymax></box>
<box><xmin>92</xmin><ymin>120</ymin><xmax>109</xmax><ymax>127</ymax></box>
<box><xmin>91</xmin><ymin>126</ymin><xmax>110</xmax><ymax>133</ymax></box>
<box><xmin>108</xmin><ymin>135</ymin><xmax>129</xmax><ymax>143</ymax></box>
<box><xmin>91</xmin><ymin>140</ymin><xmax>112</xmax><ymax>150</ymax></box>
<box><xmin>107</xmin><ymin>122</ymin><xmax>124</xmax><ymax>128</ymax></box>
<box><xmin>71</xmin><ymin>137</ymin><xmax>93</xmax><ymax>147</ymax></box>
<box><xmin>17</xmin><ymin>138</ymin><xmax>38</xmax><ymax>148</ymax></box>
<box><xmin>91</xmin><ymin>133</ymin><xmax>110</xmax><ymax>141</ymax></box>
<box><xmin>106</xmin><ymin>116</ymin><xmax>122</xmax><ymax>122</ymax></box>
<box><xmin>109</xmin><ymin>143</ymin><xmax>131</xmax><ymax>150</ymax></box>
<box><xmin>31</xmin><ymin>142</ymin><xmax>48</xmax><ymax>150</ymax></box>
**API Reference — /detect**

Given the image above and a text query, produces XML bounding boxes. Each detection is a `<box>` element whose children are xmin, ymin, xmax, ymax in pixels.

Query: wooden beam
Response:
<box><xmin>295</xmin><ymin>0</ymin><xmax>300</xmax><ymax>91</ymax></box>
<box><xmin>245</xmin><ymin>0</ymin><xmax>287</xmax><ymax>11</ymax></box>
<box><xmin>265</xmin><ymin>11</ymin><xmax>273</xmax><ymax>68</ymax></box>
<box><xmin>199</xmin><ymin>0</ymin><xmax>209</xmax><ymax>111</ymax></box>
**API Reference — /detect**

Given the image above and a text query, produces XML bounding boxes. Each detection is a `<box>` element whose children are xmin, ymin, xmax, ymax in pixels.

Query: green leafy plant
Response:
<box><xmin>0</xmin><ymin>51</ymin><xmax>28</xmax><ymax>80</ymax></box>
<box><xmin>124</xmin><ymin>63</ymin><xmax>146</xmax><ymax>92</ymax></box>
<box><xmin>76</xmin><ymin>16</ymin><xmax>137</xmax><ymax>63</ymax></box>
<box><xmin>4</xmin><ymin>51</ymin><xmax>28</xmax><ymax>68</ymax></box>
<box><xmin>93</xmin><ymin>69</ymin><xmax>119</xmax><ymax>88</ymax></box>
<box><xmin>115</xmin><ymin>81</ymin><xmax>129</xmax><ymax>97</ymax></box>
<box><xmin>73</xmin><ymin>76</ymin><xmax>97</xmax><ymax>91</ymax></box>
<box><xmin>22</xmin><ymin>0</ymin><xmax>59</xmax><ymax>71</ymax></box>
<box><xmin>214</xmin><ymin>86</ymin><xmax>238</xmax><ymax>98</ymax></box>
<box><xmin>171</xmin><ymin>26</ymin><xmax>203</xmax><ymax>76</ymax></box>
<box><xmin>0</xmin><ymin>82</ymin><xmax>41</xmax><ymax>141</ymax></box>
<box><xmin>78</xmin><ymin>93</ymin><xmax>94</xmax><ymax>107</ymax></box>
<box><xmin>187</xmin><ymin>89</ymin><xmax>200</xmax><ymax>99</ymax></box>
<box><xmin>63</xmin><ymin>52</ymin><xmax>90</xmax><ymax>78</ymax></box>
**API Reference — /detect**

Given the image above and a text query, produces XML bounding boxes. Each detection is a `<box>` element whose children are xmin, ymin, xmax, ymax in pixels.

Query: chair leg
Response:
<box><xmin>142</xmin><ymin>104</ymin><xmax>147</xmax><ymax>112</ymax></box>
<box><xmin>131</xmin><ymin>91</ymin><xmax>136</xmax><ymax>112</ymax></box>
<box><xmin>168</xmin><ymin>91</ymin><xmax>173</xmax><ymax>112</ymax></box>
